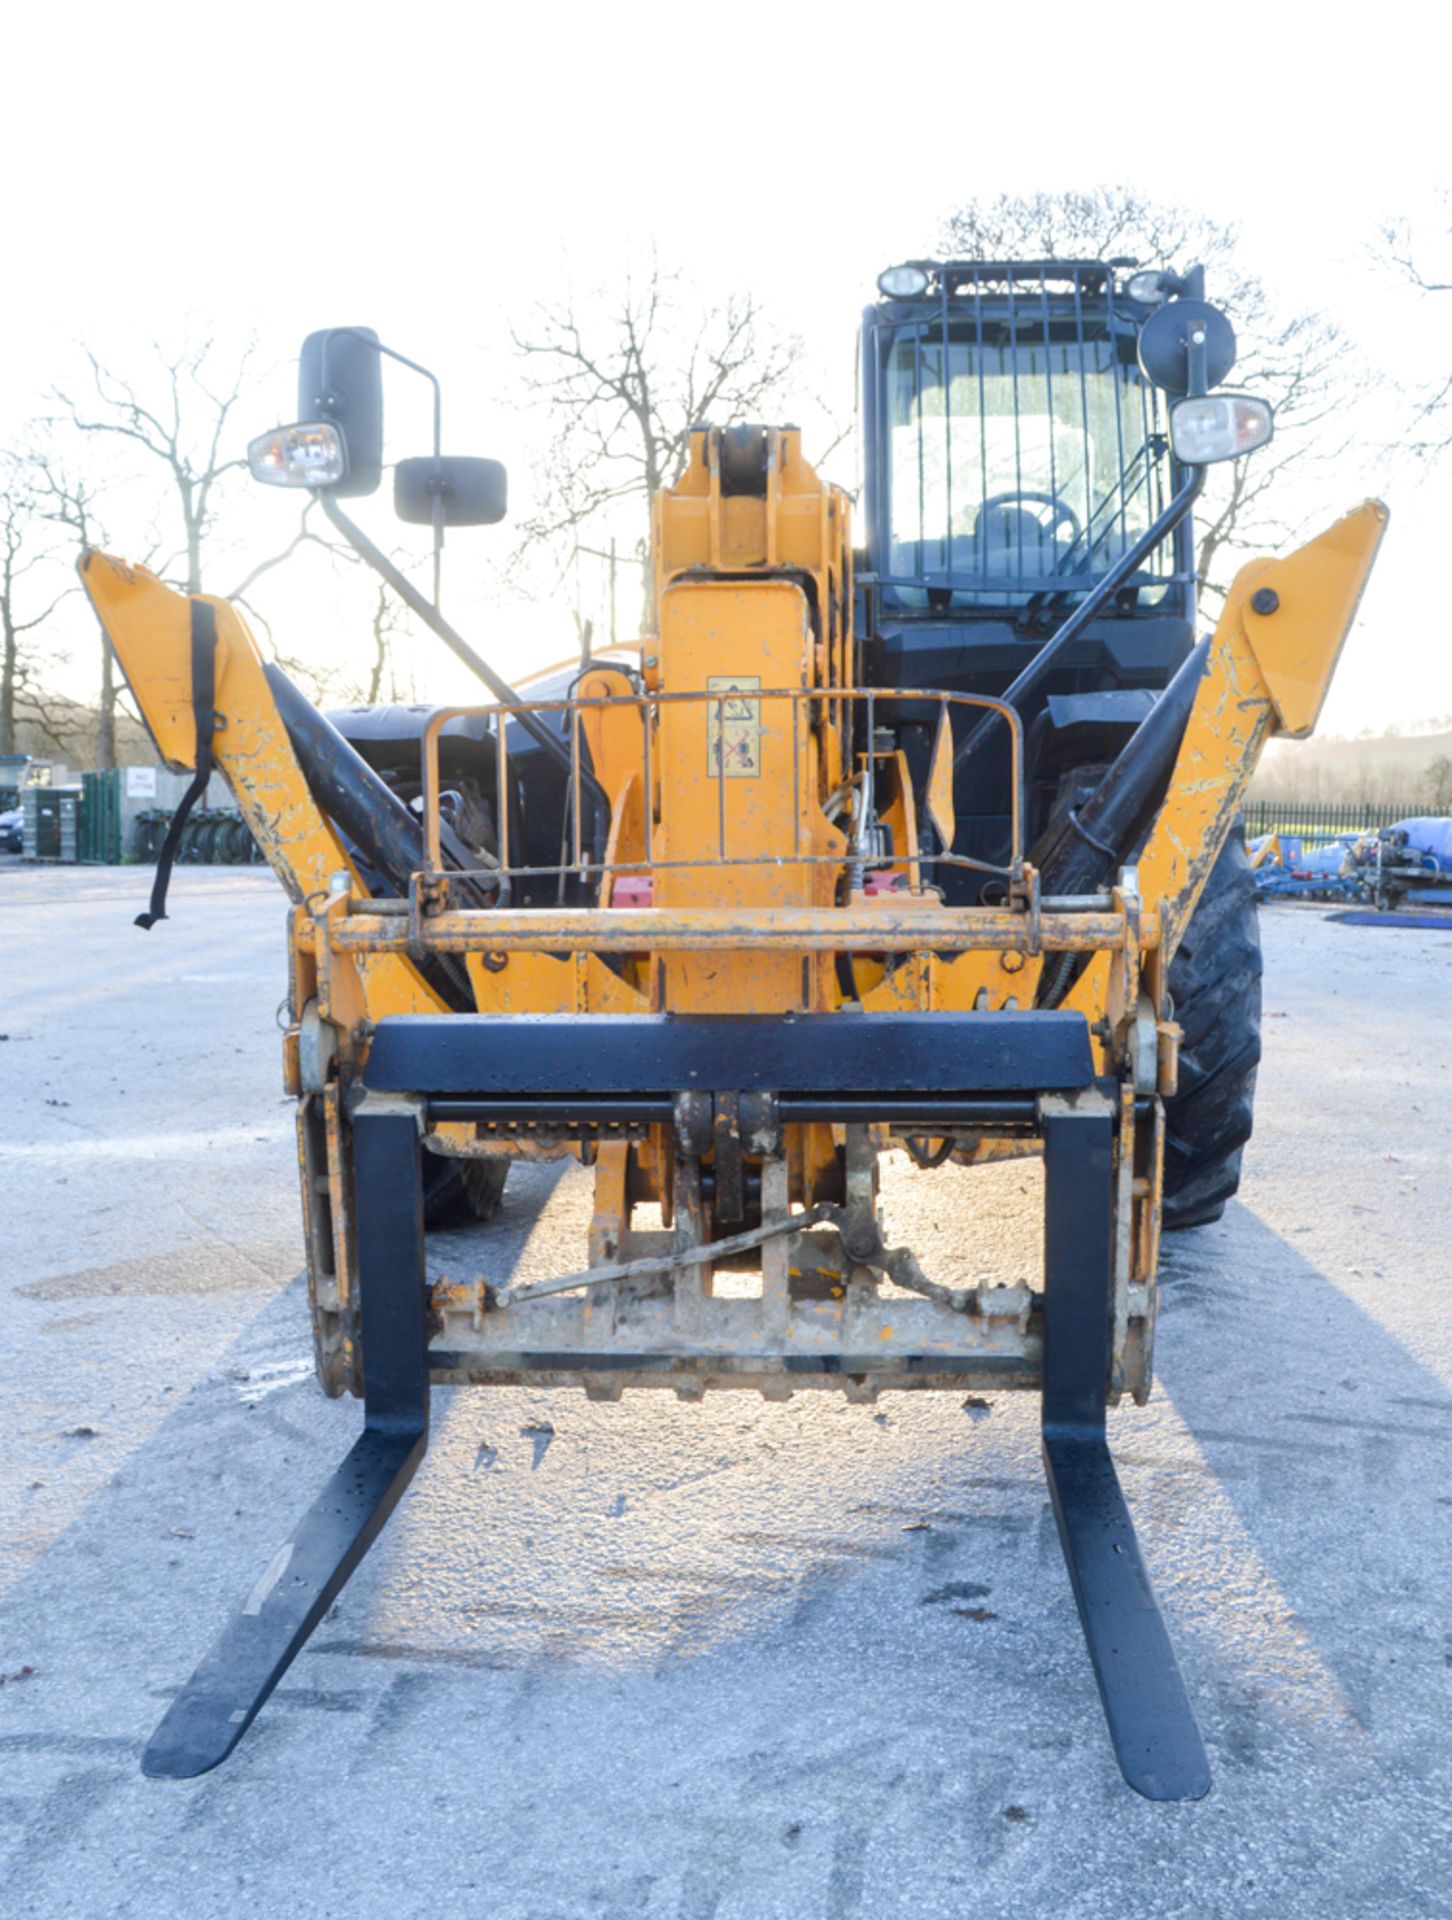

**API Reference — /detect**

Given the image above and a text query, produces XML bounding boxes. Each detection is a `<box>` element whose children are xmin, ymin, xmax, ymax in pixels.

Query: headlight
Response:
<box><xmin>1169</xmin><ymin>393</ymin><xmax>1274</xmax><ymax>465</ymax></box>
<box><xmin>248</xmin><ymin>421</ymin><xmax>347</xmax><ymax>488</ymax></box>
<box><xmin>1126</xmin><ymin>269</ymin><xmax>1166</xmax><ymax>303</ymax></box>
<box><xmin>877</xmin><ymin>264</ymin><xmax>930</xmax><ymax>299</ymax></box>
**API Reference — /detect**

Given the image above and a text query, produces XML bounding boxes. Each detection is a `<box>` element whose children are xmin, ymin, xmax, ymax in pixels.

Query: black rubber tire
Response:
<box><xmin>1162</xmin><ymin>825</ymin><xmax>1263</xmax><ymax>1230</ymax></box>
<box><xmin>220</xmin><ymin>817</ymin><xmax>253</xmax><ymax>864</ymax></box>
<box><xmin>422</xmin><ymin>1155</ymin><xmax>510</xmax><ymax>1231</ymax></box>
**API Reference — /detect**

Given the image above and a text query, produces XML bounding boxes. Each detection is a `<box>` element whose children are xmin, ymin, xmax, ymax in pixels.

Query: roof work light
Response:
<box><xmin>877</xmin><ymin>265</ymin><xmax>930</xmax><ymax>298</ymax></box>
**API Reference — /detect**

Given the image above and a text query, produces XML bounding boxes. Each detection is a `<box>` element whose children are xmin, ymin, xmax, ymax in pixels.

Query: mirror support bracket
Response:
<box><xmin>317</xmin><ymin>490</ymin><xmax>611</xmax><ymax>838</ymax></box>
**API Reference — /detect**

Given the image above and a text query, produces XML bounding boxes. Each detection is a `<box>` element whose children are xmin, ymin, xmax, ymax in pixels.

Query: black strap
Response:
<box><xmin>135</xmin><ymin>599</ymin><xmax>218</xmax><ymax>931</ymax></box>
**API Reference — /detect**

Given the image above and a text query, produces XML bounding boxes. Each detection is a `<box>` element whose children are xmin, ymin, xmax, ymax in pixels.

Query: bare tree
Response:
<box><xmin>236</xmin><ymin>511</ymin><xmax>420</xmax><ymax>709</ymax></box>
<box><xmin>362</xmin><ymin>583</ymin><xmax>413</xmax><ymax>704</ymax></box>
<box><xmin>937</xmin><ymin>188</ymin><xmax>1350</xmax><ymax>604</ymax></box>
<box><xmin>1380</xmin><ymin>187</ymin><xmax>1452</xmax><ymax>457</ymax></box>
<box><xmin>28</xmin><ymin>456</ymin><xmax>123</xmax><ymax>767</ymax></box>
<box><xmin>1379</xmin><ymin>192</ymin><xmax>1452</xmax><ymax>295</ymax></box>
<box><xmin>14</xmin><ymin>689</ymin><xmax>124</xmax><ymax>763</ymax></box>
<box><xmin>511</xmin><ymin>258</ymin><xmax>807</xmax><ymax>630</ymax></box>
<box><xmin>46</xmin><ymin>335</ymin><xmax>381</xmax><ymax>727</ymax></box>
<box><xmin>0</xmin><ymin>453</ymin><xmax>71</xmax><ymax>758</ymax></box>
<box><xmin>51</xmin><ymin>337</ymin><xmax>257</xmax><ymax>594</ymax></box>
<box><xmin>1426</xmin><ymin>753</ymin><xmax>1452</xmax><ymax>812</ymax></box>
<box><xmin>225</xmin><ymin>496</ymin><xmax>359</xmax><ymax>626</ymax></box>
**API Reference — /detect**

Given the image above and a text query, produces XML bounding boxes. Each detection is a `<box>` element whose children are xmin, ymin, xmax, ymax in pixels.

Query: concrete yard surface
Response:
<box><xmin>1</xmin><ymin>866</ymin><xmax>1449</xmax><ymax>1919</ymax></box>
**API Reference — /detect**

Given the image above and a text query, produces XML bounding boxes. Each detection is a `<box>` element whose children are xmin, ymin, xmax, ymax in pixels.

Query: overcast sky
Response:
<box><xmin>5</xmin><ymin>1</ymin><xmax>1449</xmax><ymax>737</ymax></box>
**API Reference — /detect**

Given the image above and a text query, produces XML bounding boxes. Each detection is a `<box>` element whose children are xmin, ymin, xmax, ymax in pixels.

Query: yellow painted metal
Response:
<box><xmin>655</xmin><ymin>579</ymin><xmax>842</xmax><ymax>1012</ymax></box>
<box><xmin>1065</xmin><ymin>499</ymin><xmax>1388</xmax><ymax>1037</ymax></box>
<box><xmin>77</xmin><ymin>554</ymin><xmax>450</xmax><ymax>1035</ymax></box>
<box><xmin>465</xmin><ymin>948</ymin><xmax>574</xmax><ymax>1013</ymax></box>
<box><xmin>598</xmin><ymin>772</ymin><xmax>644</xmax><ymax>906</ymax></box>
<box><xmin>1132</xmin><ymin>499</ymin><xmax>1384</xmax><ymax>963</ymax></box>
<box><xmin>79</xmin><ymin>553</ymin><xmax>351</xmax><ymax>904</ymax></box>
<box><xmin>935</xmin><ymin>948</ymin><xmax>1046</xmax><ymax>1011</ymax></box>
<box><xmin>1231</xmin><ymin>501</ymin><xmax>1389</xmax><ymax>739</ymax></box>
<box><xmin>856</xmin><ymin>749</ymin><xmax>920</xmax><ymax>901</ymax></box>
<box><xmin>926</xmin><ymin>707</ymin><xmax>956</xmax><ymax>852</ymax></box>
<box><xmin>576</xmin><ymin>665</ymin><xmax>646</xmax><ymax>835</ymax></box>
<box><xmin>650</xmin><ymin>429</ymin><xmax>853</xmax><ymax>1200</ymax></box>
<box><xmin>653</xmin><ymin>429</ymin><xmax>852</xmax><ymax>703</ymax></box>
<box><xmin>588</xmin><ymin>1141</ymin><xmax>632</xmax><ymax>1266</ymax></box>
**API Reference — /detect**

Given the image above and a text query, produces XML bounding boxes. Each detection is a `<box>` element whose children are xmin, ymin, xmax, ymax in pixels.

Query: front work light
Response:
<box><xmin>248</xmin><ymin>421</ymin><xmax>347</xmax><ymax>488</ymax></box>
<box><xmin>1169</xmin><ymin>393</ymin><xmax>1274</xmax><ymax>465</ymax></box>
<box><xmin>877</xmin><ymin>264</ymin><xmax>930</xmax><ymax>299</ymax></box>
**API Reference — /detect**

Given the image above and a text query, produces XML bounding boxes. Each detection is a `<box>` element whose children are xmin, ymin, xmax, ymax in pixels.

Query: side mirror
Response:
<box><xmin>1137</xmin><ymin>298</ymin><xmax>1236</xmax><ymax>397</ymax></box>
<box><xmin>395</xmin><ymin>456</ymin><xmax>508</xmax><ymax>528</ymax></box>
<box><xmin>297</xmin><ymin>328</ymin><xmax>383</xmax><ymax>498</ymax></box>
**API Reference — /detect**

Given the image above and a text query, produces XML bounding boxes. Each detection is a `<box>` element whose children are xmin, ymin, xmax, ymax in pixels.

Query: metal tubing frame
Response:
<box><xmin>319</xmin><ymin>491</ymin><xmax>610</xmax><ymax>832</ymax></box>
<box><xmin>142</xmin><ymin>1107</ymin><xmax>430</xmax><ymax>1779</ymax></box>
<box><xmin>331</xmin><ymin>904</ymin><xmax>1147</xmax><ymax>957</ymax></box>
<box><xmin>1040</xmin><ymin>1100</ymin><xmax>1211</xmax><ymax>1801</ymax></box>
<box><xmin>419</xmin><ymin>685</ymin><xmax>1027</xmax><ymax>891</ymax></box>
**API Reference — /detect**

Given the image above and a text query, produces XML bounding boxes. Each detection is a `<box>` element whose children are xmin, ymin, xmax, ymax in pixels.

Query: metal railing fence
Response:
<box><xmin>1242</xmin><ymin>800</ymin><xmax>1436</xmax><ymax>846</ymax></box>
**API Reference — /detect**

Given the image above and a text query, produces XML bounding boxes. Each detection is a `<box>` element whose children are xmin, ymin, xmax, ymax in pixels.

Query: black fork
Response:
<box><xmin>1040</xmin><ymin>1097</ymin><xmax>1211</xmax><ymax>1801</ymax></box>
<box><xmin>143</xmin><ymin>1103</ymin><xmax>430</xmax><ymax>1779</ymax></box>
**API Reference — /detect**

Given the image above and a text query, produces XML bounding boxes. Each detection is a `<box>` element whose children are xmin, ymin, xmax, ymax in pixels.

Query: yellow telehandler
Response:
<box><xmin>82</xmin><ymin>262</ymin><xmax>1385</xmax><ymax>1796</ymax></box>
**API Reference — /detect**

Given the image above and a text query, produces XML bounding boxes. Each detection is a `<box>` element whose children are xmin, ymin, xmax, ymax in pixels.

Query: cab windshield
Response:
<box><xmin>884</xmin><ymin>326</ymin><xmax>1174</xmax><ymax>602</ymax></box>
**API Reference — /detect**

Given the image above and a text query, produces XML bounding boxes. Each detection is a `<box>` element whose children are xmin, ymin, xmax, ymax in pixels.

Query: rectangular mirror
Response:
<box><xmin>297</xmin><ymin>327</ymin><xmax>383</xmax><ymax>498</ymax></box>
<box><xmin>395</xmin><ymin>455</ymin><xmax>508</xmax><ymax>527</ymax></box>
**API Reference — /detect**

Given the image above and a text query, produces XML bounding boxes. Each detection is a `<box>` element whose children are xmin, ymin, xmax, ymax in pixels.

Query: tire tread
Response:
<box><xmin>1162</xmin><ymin>826</ymin><xmax>1263</xmax><ymax>1230</ymax></box>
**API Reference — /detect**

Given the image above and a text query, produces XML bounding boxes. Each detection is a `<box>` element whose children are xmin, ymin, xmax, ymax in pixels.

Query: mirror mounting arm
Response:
<box><xmin>318</xmin><ymin>329</ymin><xmax>450</xmax><ymax>604</ymax></box>
<box><xmin>316</xmin><ymin>330</ymin><xmax>448</xmax><ymax>604</ymax></box>
<box><xmin>1186</xmin><ymin>330</ymin><xmax>1209</xmax><ymax>400</ymax></box>
<box><xmin>317</xmin><ymin>490</ymin><xmax>611</xmax><ymax>832</ymax></box>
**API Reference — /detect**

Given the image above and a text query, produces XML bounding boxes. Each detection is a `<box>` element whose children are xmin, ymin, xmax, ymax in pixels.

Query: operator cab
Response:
<box><xmin>857</xmin><ymin>259</ymin><xmax>1245</xmax><ymax>895</ymax></box>
<box><xmin>865</xmin><ymin>260</ymin><xmax>1186</xmax><ymax>618</ymax></box>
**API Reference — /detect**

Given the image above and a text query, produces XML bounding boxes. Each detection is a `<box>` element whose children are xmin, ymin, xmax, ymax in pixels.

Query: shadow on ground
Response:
<box><xmin>0</xmin><ymin>1188</ymin><xmax>1448</xmax><ymax>1918</ymax></box>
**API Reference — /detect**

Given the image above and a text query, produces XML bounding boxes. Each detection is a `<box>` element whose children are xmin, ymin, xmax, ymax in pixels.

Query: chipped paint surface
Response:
<box><xmin>1069</xmin><ymin>500</ymin><xmax>1387</xmax><ymax>1005</ymax></box>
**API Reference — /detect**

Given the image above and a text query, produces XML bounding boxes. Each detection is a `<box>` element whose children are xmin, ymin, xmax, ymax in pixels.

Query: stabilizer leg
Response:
<box><xmin>1040</xmin><ymin>1100</ymin><xmax>1212</xmax><ymax>1802</ymax></box>
<box><xmin>143</xmin><ymin>1106</ymin><xmax>429</xmax><ymax>1778</ymax></box>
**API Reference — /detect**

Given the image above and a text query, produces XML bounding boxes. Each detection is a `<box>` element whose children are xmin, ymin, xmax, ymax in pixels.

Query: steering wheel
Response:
<box><xmin>978</xmin><ymin>490</ymin><xmax>1082</xmax><ymax>546</ymax></box>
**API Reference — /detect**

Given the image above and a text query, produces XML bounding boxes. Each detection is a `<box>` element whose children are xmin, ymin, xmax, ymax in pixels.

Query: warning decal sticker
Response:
<box><xmin>706</xmin><ymin>675</ymin><xmax>762</xmax><ymax>779</ymax></box>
